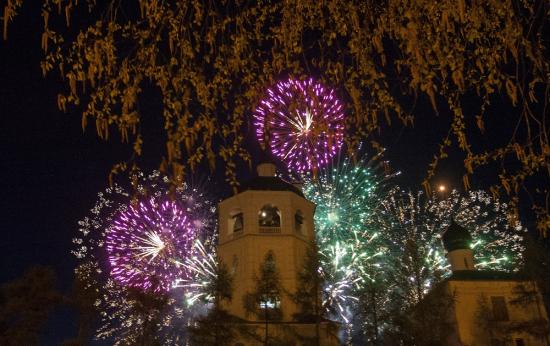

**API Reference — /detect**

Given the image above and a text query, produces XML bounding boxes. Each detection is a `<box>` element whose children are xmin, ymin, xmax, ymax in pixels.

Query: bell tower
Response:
<box><xmin>217</xmin><ymin>162</ymin><xmax>315</xmax><ymax>321</ymax></box>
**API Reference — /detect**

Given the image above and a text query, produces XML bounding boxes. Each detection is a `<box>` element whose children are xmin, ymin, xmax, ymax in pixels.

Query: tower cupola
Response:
<box><xmin>442</xmin><ymin>219</ymin><xmax>476</xmax><ymax>272</ymax></box>
<box><xmin>442</xmin><ymin>219</ymin><xmax>473</xmax><ymax>252</ymax></box>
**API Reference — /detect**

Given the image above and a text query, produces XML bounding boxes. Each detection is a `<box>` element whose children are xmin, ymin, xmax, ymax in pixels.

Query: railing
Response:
<box><xmin>259</xmin><ymin>227</ymin><xmax>281</xmax><ymax>234</ymax></box>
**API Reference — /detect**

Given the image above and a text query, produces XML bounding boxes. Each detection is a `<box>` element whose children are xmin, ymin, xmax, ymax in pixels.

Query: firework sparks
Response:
<box><xmin>379</xmin><ymin>189</ymin><xmax>526</xmax><ymax>279</ymax></box>
<box><xmin>73</xmin><ymin>171</ymin><xmax>216</xmax><ymax>344</ymax></box>
<box><xmin>175</xmin><ymin>239</ymin><xmax>219</xmax><ymax>306</ymax></box>
<box><xmin>106</xmin><ymin>198</ymin><xmax>197</xmax><ymax>292</ymax></box>
<box><xmin>302</xmin><ymin>154</ymin><xmax>394</xmax><ymax>325</ymax></box>
<box><xmin>254</xmin><ymin>78</ymin><xmax>345</xmax><ymax>173</ymax></box>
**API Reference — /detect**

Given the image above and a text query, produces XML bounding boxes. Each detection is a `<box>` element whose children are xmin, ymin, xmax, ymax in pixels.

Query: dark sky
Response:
<box><xmin>0</xmin><ymin>0</ymin><xmax>497</xmax><ymax>289</ymax></box>
<box><xmin>0</xmin><ymin>4</ymin><xmax>539</xmax><ymax>344</ymax></box>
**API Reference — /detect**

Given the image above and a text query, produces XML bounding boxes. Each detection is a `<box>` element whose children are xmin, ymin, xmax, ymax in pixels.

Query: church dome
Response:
<box><xmin>238</xmin><ymin>161</ymin><xmax>305</xmax><ymax>197</ymax></box>
<box><xmin>239</xmin><ymin>176</ymin><xmax>304</xmax><ymax>197</ymax></box>
<box><xmin>442</xmin><ymin>219</ymin><xmax>472</xmax><ymax>252</ymax></box>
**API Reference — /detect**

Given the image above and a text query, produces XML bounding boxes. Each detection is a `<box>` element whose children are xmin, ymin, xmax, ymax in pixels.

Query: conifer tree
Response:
<box><xmin>244</xmin><ymin>251</ymin><xmax>283</xmax><ymax>345</ymax></box>
<box><xmin>293</xmin><ymin>242</ymin><xmax>323</xmax><ymax>345</ymax></box>
<box><xmin>0</xmin><ymin>266</ymin><xmax>62</xmax><ymax>345</ymax></box>
<box><xmin>189</xmin><ymin>261</ymin><xmax>236</xmax><ymax>346</ymax></box>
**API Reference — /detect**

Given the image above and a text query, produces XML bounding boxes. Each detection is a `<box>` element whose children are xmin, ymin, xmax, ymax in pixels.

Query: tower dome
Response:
<box><xmin>442</xmin><ymin>219</ymin><xmax>475</xmax><ymax>272</ymax></box>
<box><xmin>238</xmin><ymin>156</ymin><xmax>304</xmax><ymax>197</ymax></box>
<box><xmin>442</xmin><ymin>219</ymin><xmax>473</xmax><ymax>252</ymax></box>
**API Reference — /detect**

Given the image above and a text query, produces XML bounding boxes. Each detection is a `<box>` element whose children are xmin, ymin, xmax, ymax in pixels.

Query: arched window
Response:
<box><xmin>258</xmin><ymin>204</ymin><xmax>281</xmax><ymax>228</ymax></box>
<box><xmin>228</xmin><ymin>210</ymin><xmax>244</xmax><ymax>234</ymax></box>
<box><xmin>294</xmin><ymin>210</ymin><xmax>305</xmax><ymax>234</ymax></box>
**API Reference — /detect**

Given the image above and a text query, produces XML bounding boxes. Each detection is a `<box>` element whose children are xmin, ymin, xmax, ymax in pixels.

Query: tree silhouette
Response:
<box><xmin>244</xmin><ymin>251</ymin><xmax>283</xmax><ymax>345</ymax></box>
<box><xmin>293</xmin><ymin>242</ymin><xmax>323</xmax><ymax>344</ymax></box>
<box><xmin>0</xmin><ymin>266</ymin><xmax>62</xmax><ymax>345</ymax></box>
<box><xmin>62</xmin><ymin>269</ymin><xmax>100</xmax><ymax>346</ymax></box>
<box><xmin>189</xmin><ymin>260</ymin><xmax>236</xmax><ymax>346</ymax></box>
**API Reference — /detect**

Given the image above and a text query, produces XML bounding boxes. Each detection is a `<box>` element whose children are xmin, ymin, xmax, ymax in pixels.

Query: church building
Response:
<box><xmin>217</xmin><ymin>162</ymin><xmax>339</xmax><ymax>345</ymax></box>
<box><xmin>436</xmin><ymin>221</ymin><xmax>550</xmax><ymax>346</ymax></box>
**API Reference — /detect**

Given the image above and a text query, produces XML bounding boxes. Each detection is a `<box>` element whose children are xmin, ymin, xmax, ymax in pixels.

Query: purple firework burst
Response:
<box><xmin>254</xmin><ymin>78</ymin><xmax>345</xmax><ymax>173</ymax></box>
<box><xmin>106</xmin><ymin>197</ymin><xmax>196</xmax><ymax>292</ymax></box>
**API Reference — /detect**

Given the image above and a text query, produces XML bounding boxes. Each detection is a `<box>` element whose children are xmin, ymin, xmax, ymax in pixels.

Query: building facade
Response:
<box><xmin>438</xmin><ymin>221</ymin><xmax>550</xmax><ymax>346</ymax></box>
<box><xmin>217</xmin><ymin>162</ymin><xmax>339</xmax><ymax>345</ymax></box>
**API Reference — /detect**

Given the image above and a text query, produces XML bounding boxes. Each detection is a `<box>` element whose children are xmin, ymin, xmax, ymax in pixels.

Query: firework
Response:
<box><xmin>320</xmin><ymin>242</ymin><xmax>362</xmax><ymax>324</ymax></box>
<box><xmin>105</xmin><ymin>198</ymin><xmax>197</xmax><ymax>292</ymax></box>
<box><xmin>175</xmin><ymin>239</ymin><xmax>219</xmax><ymax>306</ymax></box>
<box><xmin>302</xmin><ymin>154</ymin><xmax>393</xmax><ymax>327</ymax></box>
<box><xmin>302</xmin><ymin>154</ymin><xmax>394</xmax><ymax>243</ymax></box>
<box><xmin>379</xmin><ymin>189</ymin><xmax>525</xmax><ymax>276</ymax></box>
<box><xmin>73</xmin><ymin>171</ymin><xmax>216</xmax><ymax>344</ymax></box>
<box><xmin>253</xmin><ymin>78</ymin><xmax>345</xmax><ymax>173</ymax></box>
<box><xmin>375</xmin><ymin>188</ymin><xmax>526</xmax><ymax>312</ymax></box>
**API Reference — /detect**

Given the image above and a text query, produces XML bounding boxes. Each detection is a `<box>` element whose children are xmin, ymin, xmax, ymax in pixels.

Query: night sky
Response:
<box><xmin>0</xmin><ymin>4</ymin><xmax>537</xmax><ymax>344</ymax></box>
<box><xmin>0</xmin><ymin>0</ymin><xmax>502</xmax><ymax>288</ymax></box>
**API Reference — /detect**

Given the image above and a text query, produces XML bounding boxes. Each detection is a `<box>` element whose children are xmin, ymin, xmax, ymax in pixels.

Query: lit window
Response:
<box><xmin>259</xmin><ymin>292</ymin><xmax>282</xmax><ymax>321</ymax></box>
<box><xmin>259</xmin><ymin>205</ymin><xmax>281</xmax><ymax>227</ymax></box>
<box><xmin>259</xmin><ymin>296</ymin><xmax>281</xmax><ymax>309</ymax></box>
<box><xmin>491</xmin><ymin>296</ymin><xmax>509</xmax><ymax>321</ymax></box>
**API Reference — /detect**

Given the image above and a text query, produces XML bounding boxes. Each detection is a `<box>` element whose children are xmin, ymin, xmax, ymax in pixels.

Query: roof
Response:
<box><xmin>447</xmin><ymin>270</ymin><xmax>527</xmax><ymax>282</ymax></box>
<box><xmin>239</xmin><ymin>176</ymin><xmax>305</xmax><ymax>198</ymax></box>
<box><xmin>441</xmin><ymin>220</ymin><xmax>472</xmax><ymax>252</ymax></box>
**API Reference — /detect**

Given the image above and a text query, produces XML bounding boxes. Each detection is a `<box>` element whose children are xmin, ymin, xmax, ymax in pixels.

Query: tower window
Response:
<box><xmin>232</xmin><ymin>213</ymin><xmax>243</xmax><ymax>232</ymax></box>
<box><xmin>259</xmin><ymin>205</ymin><xmax>281</xmax><ymax>227</ymax></box>
<box><xmin>228</xmin><ymin>210</ymin><xmax>244</xmax><ymax>235</ymax></box>
<box><xmin>260</xmin><ymin>294</ymin><xmax>281</xmax><ymax>309</ymax></box>
<box><xmin>295</xmin><ymin>210</ymin><xmax>304</xmax><ymax>234</ymax></box>
<box><xmin>490</xmin><ymin>296</ymin><xmax>509</xmax><ymax>321</ymax></box>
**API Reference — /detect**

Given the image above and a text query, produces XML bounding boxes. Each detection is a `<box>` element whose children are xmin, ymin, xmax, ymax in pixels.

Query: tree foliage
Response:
<box><xmin>0</xmin><ymin>266</ymin><xmax>62</xmax><ymax>346</ymax></box>
<box><xmin>386</xmin><ymin>287</ymin><xmax>456</xmax><ymax>346</ymax></box>
<box><xmin>206</xmin><ymin>260</ymin><xmax>233</xmax><ymax>309</ymax></box>
<box><xmin>189</xmin><ymin>260</ymin><xmax>236</xmax><ymax>346</ymax></box>
<box><xmin>293</xmin><ymin>242</ymin><xmax>322</xmax><ymax>323</ymax></box>
<box><xmin>189</xmin><ymin>308</ymin><xmax>238</xmax><ymax>346</ymax></box>
<box><xmin>2</xmin><ymin>0</ymin><xmax>549</xmax><ymax>231</ymax></box>
<box><xmin>292</xmin><ymin>242</ymin><xmax>323</xmax><ymax>345</ymax></box>
<box><xmin>244</xmin><ymin>250</ymin><xmax>283</xmax><ymax>345</ymax></box>
<box><xmin>245</xmin><ymin>251</ymin><xmax>283</xmax><ymax>321</ymax></box>
<box><xmin>62</xmin><ymin>269</ymin><xmax>100</xmax><ymax>346</ymax></box>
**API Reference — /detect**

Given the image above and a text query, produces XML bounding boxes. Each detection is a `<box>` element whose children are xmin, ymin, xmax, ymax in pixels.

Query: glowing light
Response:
<box><xmin>327</xmin><ymin>211</ymin><xmax>339</xmax><ymax>222</ymax></box>
<box><xmin>378</xmin><ymin>189</ymin><xmax>526</xmax><ymax>282</ymax></box>
<box><xmin>303</xmin><ymin>153</ymin><xmax>396</xmax><ymax>325</ymax></box>
<box><xmin>73</xmin><ymin>171</ymin><xmax>216</xmax><ymax>344</ymax></box>
<box><xmin>438</xmin><ymin>185</ymin><xmax>446</xmax><ymax>192</ymax></box>
<box><xmin>253</xmin><ymin>78</ymin><xmax>345</xmax><ymax>173</ymax></box>
<box><xmin>134</xmin><ymin>230</ymin><xmax>166</xmax><ymax>262</ymax></box>
<box><xmin>106</xmin><ymin>198</ymin><xmax>197</xmax><ymax>292</ymax></box>
<box><xmin>175</xmin><ymin>239</ymin><xmax>219</xmax><ymax>306</ymax></box>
